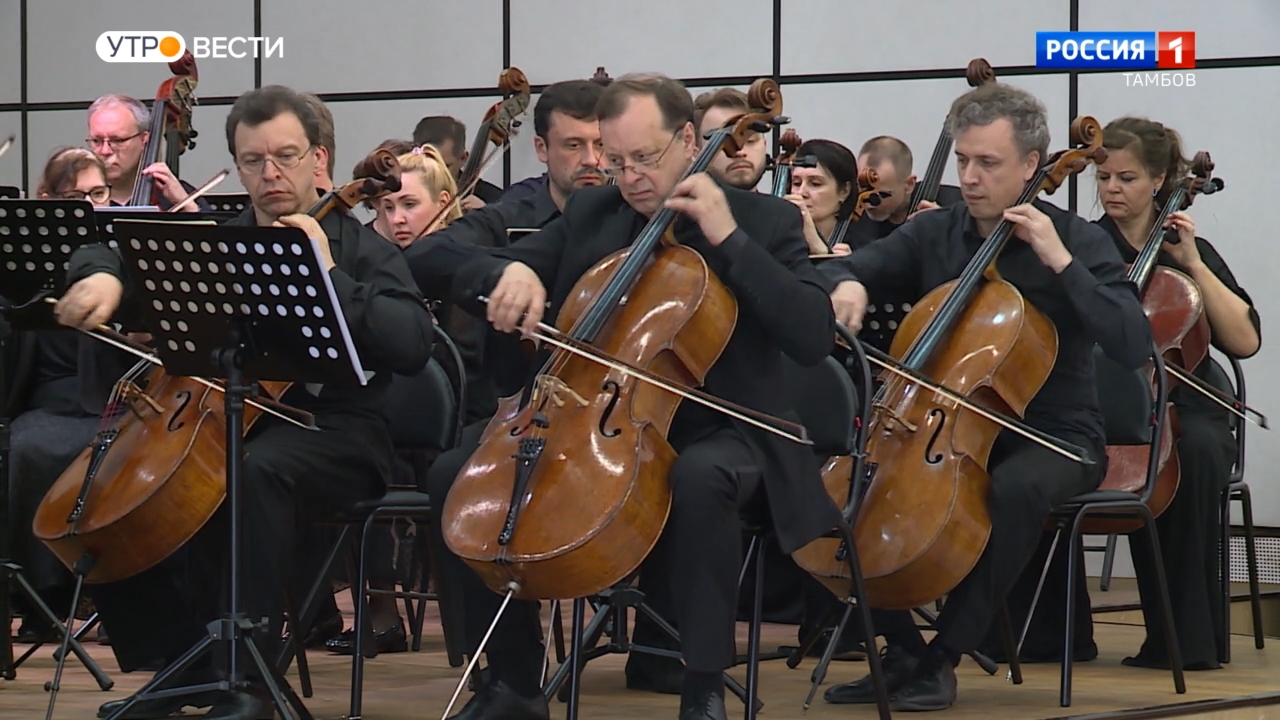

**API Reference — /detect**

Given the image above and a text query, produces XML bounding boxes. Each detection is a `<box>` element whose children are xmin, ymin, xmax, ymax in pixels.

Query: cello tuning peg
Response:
<box><xmin>772</xmin><ymin>116</ymin><xmax>792</xmax><ymax>126</ymax></box>
<box><xmin>189</xmin><ymin>130</ymin><xmax>199</xmax><ymax>138</ymax></box>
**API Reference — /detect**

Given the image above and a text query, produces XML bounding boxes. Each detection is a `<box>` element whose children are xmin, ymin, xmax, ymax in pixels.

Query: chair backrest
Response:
<box><xmin>1092</xmin><ymin>345</ymin><xmax>1156</xmax><ymax>446</ymax></box>
<box><xmin>783</xmin><ymin>354</ymin><xmax>861</xmax><ymax>458</ymax></box>
<box><xmin>385</xmin><ymin>326</ymin><xmax>466</xmax><ymax>453</ymax></box>
<box><xmin>1201</xmin><ymin>355</ymin><xmax>1247</xmax><ymax>481</ymax></box>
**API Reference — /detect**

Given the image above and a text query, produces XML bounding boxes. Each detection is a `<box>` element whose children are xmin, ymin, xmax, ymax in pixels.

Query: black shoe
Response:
<box><xmin>96</xmin><ymin>691</ymin><xmax>221</xmax><ymax>719</ymax></box>
<box><xmin>678</xmin><ymin>690</ymin><xmax>728</xmax><ymax>720</ymax></box>
<box><xmin>447</xmin><ymin>679</ymin><xmax>550</xmax><ymax>720</ymax></box>
<box><xmin>204</xmin><ymin>690</ymin><xmax>273</xmax><ymax>720</ymax></box>
<box><xmin>324</xmin><ymin>622</ymin><xmax>408</xmax><ymax>655</ymax></box>
<box><xmin>16</xmin><ymin>617</ymin><xmax>60</xmax><ymax>645</ymax></box>
<box><xmin>302</xmin><ymin>613</ymin><xmax>344</xmax><ymax>649</ymax></box>
<box><xmin>625</xmin><ymin>650</ymin><xmax>684</xmax><ymax>694</ymax></box>
<box><xmin>890</xmin><ymin>652</ymin><xmax>957</xmax><ymax>712</ymax></box>
<box><xmin>824</xmin><ymin>645</ymin><xmax>919</xmax><ymax>704</ymax></box>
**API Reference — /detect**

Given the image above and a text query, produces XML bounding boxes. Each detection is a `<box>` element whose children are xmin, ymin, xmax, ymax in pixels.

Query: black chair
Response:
<box><xmin>1031</xmin><ymin>344</ymin><xmax>1185</xmax><ymax>707</ymax></box>
<box><xmin>280</xmin><ymin>327</ymin><xmax>468</xmax><ymax>719</ymax></box>
<box><xmin>1214</xmin><ymin>356</ymin><xmax>1264</xmax><ymax>660</ymax></box>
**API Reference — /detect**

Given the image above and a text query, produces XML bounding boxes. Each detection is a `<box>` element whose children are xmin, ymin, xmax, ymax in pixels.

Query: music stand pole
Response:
<box><xmin>101</xmin><ymin>219</ymin><xmax>369</xmax><ymax>720</ymax></box>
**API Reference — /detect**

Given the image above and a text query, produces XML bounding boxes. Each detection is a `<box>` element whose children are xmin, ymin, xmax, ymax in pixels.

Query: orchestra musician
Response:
<box><xmin>85</xmin><ymin>94</ymin><xmax>197</xmax><ymax>211</ymax></box>
<box><xmin>301</xmin><ymin>91</ymin><xmax>337</xmax><ymax>193</ymax></box>
<box><xmin>994</xmin><ymin>117</ymin><xmax>1261</xmax><ymax>672</ymax></box>
<box><xmin>693</xmin><ymin>87</ymin><xmax>769</xmax><ymax>191</ymax></box>
<box><xmin>412</xmin><ymin>115</ymin><xmax>503</xmax><ymax>208</ymax></box>
<box><xmin>371</xmin><ymin>143</ymin><xmax>462</xmax><ymax>249</ymax></box>
<box><xmin>499</xmin><ymin>79</ymin><xmax>606</xmax><ymax>205</ymax></box>
<box><xmin>51</xmin><ymin>84</ymin><xmax>435</xmax><ymax>720</ymax></box>
<box><xmin>412</xmin><ymin>72</ymin><xmax>840</xmax><ymax>720</ymax></box>
<box><xmin>3</xmin><ymin>148</ymin><xmax>135</xmax><ymax>646</ymax></box>
<box><xmin>785</xmin><ymin>138</ymin><xmax>856</xmax><ymax>255</ymax></box>
<box><xmin>820</xmin><ymin>83</ymin><xmax>1153</xmax><ymax>711</ymax></box>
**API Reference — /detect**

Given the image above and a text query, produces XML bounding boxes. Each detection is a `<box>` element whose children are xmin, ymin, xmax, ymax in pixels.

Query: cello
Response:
<box><xmin>794</xmin><ymin>117</ymin><xmax>1107</xmax><ymax>611</ymax></box>
<box><xmin>33</xmin><ymin>150</ymin><xmax>403</xmax><ymax>584</ymax></box>
<box><xmin>902</xmin><ymin>58</ymin><xmax>995</xmax><ymax>218</ymax></box>
<box><xmin>126</xmin><ymin>52</ymin><xmax>200</xmax><ymax>207</ymax></box>
<box><xmin>824</xmin><ymin>166</ymin><xmax>891</xmax><ymax>251</ymax></box>
<box><xmin>439</xmin><ymin>79</ymin><xmax>805</xmax><ymax>603</ymax></box>
<box><xmin>454</xmin><ymin>67</ymin><xmax>532</xmax><ymax>202</ymax></box>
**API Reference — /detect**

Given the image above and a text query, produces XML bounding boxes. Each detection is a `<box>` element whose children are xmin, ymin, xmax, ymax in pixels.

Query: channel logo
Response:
<box><xmin>1036</xmin><ymin>31</ymin><xmax>1195</xmax><ymax>70</ymax></box>
<box><xmin>96</xmin><ymin>31</ymin><xmax>187</xmax><ymax>63</ymax></box>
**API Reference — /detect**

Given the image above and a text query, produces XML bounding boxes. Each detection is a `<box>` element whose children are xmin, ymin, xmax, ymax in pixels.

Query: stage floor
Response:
<box><xmin>3</xmin><ymin>587</ymin><xmax>1277</xmax><ymax>720</ymax></box>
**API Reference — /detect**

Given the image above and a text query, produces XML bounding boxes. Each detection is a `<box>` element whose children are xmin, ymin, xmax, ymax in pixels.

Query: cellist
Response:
<box><xmin>420</xmin><ymin>73</ymin><xmax>839</xmax><ymax>720</ymax></box>
<box><xmin>1001</xmin><ymin>117</ymin><xmax>1260</xmax><ymax>672</ymax></box>
<box><xmin>819</xmin><ymin>83</ymin><xmax>1152</xmax><ymax>712</ymax></box>
<box><xmin>52</xmin><ymin>85</ymin><xmax>434</xmax><ymax>720</ymax></box>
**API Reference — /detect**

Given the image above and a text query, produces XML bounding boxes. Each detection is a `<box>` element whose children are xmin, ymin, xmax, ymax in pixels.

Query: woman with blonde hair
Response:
<box><xmin>358</xmin><ymin>142</ymin><xmax>461</xmax><ymax>247</ymax></box>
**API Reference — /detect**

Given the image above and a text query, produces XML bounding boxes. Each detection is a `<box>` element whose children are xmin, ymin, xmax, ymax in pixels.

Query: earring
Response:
<box><xmin>1153</xmin><ymin>188</ymin><xmax>1159</xmax><ymax>196</ymax></box>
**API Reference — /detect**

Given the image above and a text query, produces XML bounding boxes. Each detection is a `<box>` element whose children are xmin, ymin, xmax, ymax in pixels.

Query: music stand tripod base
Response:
<box><xmin>100</xmin><ymin>220</ymin><xmax>368</xmax><ymax>720</ymax></box>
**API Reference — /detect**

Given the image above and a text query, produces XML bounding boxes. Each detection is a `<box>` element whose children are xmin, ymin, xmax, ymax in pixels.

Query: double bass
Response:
<box><xmin>794</xmin><ymin>117</ymin><xmax>1107</xmax><ymax>610</ymax></box>
<box><xmin>126</xmin><ymin>52</ymin><xmax>200</xmax><ymax>207</ymax></box>
<box><xmin>454</xmin><ymin>67</ymin><xmax>532</xmax><ymax>201</ymax></box>
<box><xmin>440</xmin><ymin>79</ymin><xmax>804</xmax><ymax>602</ymax></box>
<box><xmin>33</xmin><ymin>150</ymin><xmax>403</xmax><ymax>584</ymax></box>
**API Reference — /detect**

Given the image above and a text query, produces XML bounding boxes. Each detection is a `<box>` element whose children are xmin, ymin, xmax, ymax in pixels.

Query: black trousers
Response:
<box><xmin>426</xmin><ymin>422</ymin><xmax>765</xmax><ymax>691</ymax></box>
<box><xmin>90</xmin><ymin>414</ymin><xmax>388</xmax><ymax>674</ymax></box>
<box><xmin>874</xmin><ymin>437</ymin><xmax>1102</xmax><ymax>657</ymax></box>
<box><xmin>7</xmin><ymin>406</ymin><xmax>101</xmax><ymax>607</ymax></box>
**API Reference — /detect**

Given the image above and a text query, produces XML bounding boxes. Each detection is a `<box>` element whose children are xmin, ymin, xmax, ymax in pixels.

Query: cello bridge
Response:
<box><xmin>119</xmin><ymin>381</ymin><xmax>165</xmax><ymax>418</ymax></box>
<box><xmin>872</xmin><ymin>402</ymin><xmax>918</xmax><ymax>432</ymax></box>
<box><xmin>534</xmin><ymin>375</ymin><xmax>590</xmax><ymax>409</ymax></box>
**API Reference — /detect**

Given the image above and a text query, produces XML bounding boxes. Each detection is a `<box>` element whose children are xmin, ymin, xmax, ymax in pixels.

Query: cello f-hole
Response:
<box><xmin>166</xmin><ymin>390</ymin><xmax>192</xmax><ymax>432</ymax></box>
<box><xmin>599</xmin><ymin>380</ymin><xmax>622</xmax><ymax>437</ymax></box>
<box><xmin>923</xmin><ymin>408</ymin><xmax>947</xmax><ymax>465</ymax></box>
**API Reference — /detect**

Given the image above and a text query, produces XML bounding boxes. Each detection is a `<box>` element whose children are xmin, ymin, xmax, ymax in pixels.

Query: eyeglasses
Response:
<box><xmin>236</xmin><ymin>146</ymin><xmax>313</xmax><ymax>174</ymax></box>
<box><xmin>602</xmin><ymin>130</ymin><xmax>682</xmax><ymax>178</ymax></box>
<box><xmin>59</xmin><ymin>185</ymin><xmax>112</xmax><ymax>203</ymax></box>
<box><xmin>85</xmin><ymin>133</ymin><xmax>142</xmax><ymax>151</ymax></box>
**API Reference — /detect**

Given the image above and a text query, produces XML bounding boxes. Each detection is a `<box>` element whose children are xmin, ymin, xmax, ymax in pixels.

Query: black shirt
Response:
<box><xmin>1094</xmin><ymin>214</ymin><xmax>1261</xmax><ymax>419</ymax></box>
<box><xmin>821</xmin><ymin>199</ymin><xmax>1152</xmax><ymax>455</ymax></box>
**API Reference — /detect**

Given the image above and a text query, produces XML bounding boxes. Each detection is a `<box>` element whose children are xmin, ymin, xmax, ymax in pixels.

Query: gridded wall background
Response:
<box><xmin>1</xmin><ymin>0</ymin><xmax>1278</xmax><ymax>543</ymax></box>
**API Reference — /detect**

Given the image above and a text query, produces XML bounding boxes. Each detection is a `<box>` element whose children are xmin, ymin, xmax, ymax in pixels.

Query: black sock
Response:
<box><xmin>682</xmin><ymin>670</ymin><xmax>725</xmax><ymax>701</ymax></box>
<box><xmin>486</xmin><ymin>644</ymin><xmax>544</xmax><ymax>697</ymax></box>
<box><xmin>885</xmin><ymin>629</ymin><xmax>929</xmax><ymax>658</ymax></box>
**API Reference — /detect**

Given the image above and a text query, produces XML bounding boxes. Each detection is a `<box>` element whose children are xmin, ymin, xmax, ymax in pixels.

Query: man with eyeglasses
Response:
<box><xmin>86</xmin><ymin>94</ymin><xmax>201</xmax><ymax>210</ymax></box>
<box><xmin>414</xmin><ymin>73</ymin><xmax>838</xmax><ymax>720</ymax></box>
<box><xmin>52</xmin><ymin>85</ymin><xmax>435</xmax><ymax>720</ymax></box>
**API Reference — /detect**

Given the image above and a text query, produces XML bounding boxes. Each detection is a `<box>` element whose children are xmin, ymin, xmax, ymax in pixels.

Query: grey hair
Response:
<box><xmin>946</xmin><ymin>83</ymin><xmax>1050</xmax><ymax>163</ymax></box>
<box><xmin>88</xmin><ymin>94</ymin><xmax>151</xmax><ymax>132</ymax></box>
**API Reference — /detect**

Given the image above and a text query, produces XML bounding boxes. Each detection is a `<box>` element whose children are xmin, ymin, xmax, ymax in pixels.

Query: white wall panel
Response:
<box><xmin>262</xmin><ymin>1</ymin><xmax>502</xmax><ymax>94</ymax></box>
<box><xmin>0</xmin><ymin>1</ymin><xmax>20</xmax><ymax>105</ymax></box>
<box><xmin>782</xmin><ymin>1</ymin><xmax>1068</xmax><ymax>76</ymax></box>
<box><xmin>0</xmin><ymin>112</ymin><xmax>21</xmax><ymax>190</ymax></box>
<box><xmin>510</xmin><ymin>0</ymin><xmax>771</xmax><ymax>85</ymax></box>
<box><xmin>1078</xmin><ymin>65</ymin><xmax>1280</xmax><ymax>525</ymax></box>
<box><xmin>778</xmin><ymin>74</ymin><xmax>1071</xmax><ymax>203</ymax></box>
<box><xmin>25</xmin><ymin>0</ymin><xmax>255</xmax><ymax>104</ymax></box>
<box><xmin>1079</xmin><ymin>0</ymin><xmax>1280</xmax><ymax>59</ymax></box>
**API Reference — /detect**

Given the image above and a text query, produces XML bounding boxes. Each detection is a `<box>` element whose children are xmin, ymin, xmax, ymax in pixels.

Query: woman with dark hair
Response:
<box><xmin>786</xmin><ymin>138</ymin><xmax>857</xmax><ymax>255</ymax></box>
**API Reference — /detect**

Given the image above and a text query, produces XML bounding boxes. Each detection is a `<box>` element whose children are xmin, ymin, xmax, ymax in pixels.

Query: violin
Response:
<box><xmin>127</xmin><ymin>52</ymin><xmax>199</xmax><ymax>207</ymax></box>
<box><xmin>32</xmin><ymin>150</ymin><xmax>402</xmax><ymax>584</ymax></box>
<box><xmin>439</xmin><ymin>79</ymin><xmax>802</xmax><ymax>602</ymax></box>
<box><xmin>455</xmin><ymin>67</ymin><xmax>532</xmax><ymax>201</ymax></box>
<box><xmin>824</xmin><ymin>166</ymin><xmax>892</xmax><ymax>250</ymax></box>
<box><xmin>794</xmin><ymin>117</ymin><xmax>1107</xmax><ymax>610</ymax></box>
<box><xmin>903</xmin><ymin>58</ymin><xmax>995</xmax><ymax>218</ymax></box>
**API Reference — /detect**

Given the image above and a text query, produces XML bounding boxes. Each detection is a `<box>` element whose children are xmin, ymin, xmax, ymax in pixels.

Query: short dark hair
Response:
<box><xmin>693</xmin><ymin>87</ymin><xmax>750</xmax><ymax>133</ymax></box>
<box><xmin>595</xmin><ymin>73</ymin><xmax>694</xmax><ymax>133</ymax></box>
<box><xmin>534</xmin><ymin>80</ymin><xmax>604</xmax><ymax>139</ymax></box>
<box><xmin>413</xmin><ymin>116</ymin><xmax>466</xmax><ymax>151</ymax></box>
<box><xmin>224</xmin><ymin>85</ymin><xmax>322</xmax><ymax>157</ymax></box>
<box><xmin>858</xmin><ymin>135</ymin><xmax>913</xmax><ymax>181</ymax></box>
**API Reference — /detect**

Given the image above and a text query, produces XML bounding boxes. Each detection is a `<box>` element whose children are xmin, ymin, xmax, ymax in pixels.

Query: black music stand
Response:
<box><xmin>0</xmin><ymin>200</ymin><xmax>115</xmax><ymax>705</ymax></box>
<box><xmin>101</xmin><ymin>220</ymin><xmax>368</xmax><ymax>720</ymax></box>
<box><xmin>0</xmin><ymin>186</ymin><xmax>22</xmax><ymax>199</ymax></box>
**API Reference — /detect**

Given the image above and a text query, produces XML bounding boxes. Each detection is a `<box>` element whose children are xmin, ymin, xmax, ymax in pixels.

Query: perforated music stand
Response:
<box><xmin>101</xmin><ymin>220</ymin><xmax>367</xmax><ymax>720</ymax></box>
<box><xmin>0</xmin><ymin>186</ymin><xmax>22</xmax><ymax>199</ymax></box>
<box><xmin>0</xmin><ymin>199</ymin><xmax>115</xmax><ymax>701</ymax></box>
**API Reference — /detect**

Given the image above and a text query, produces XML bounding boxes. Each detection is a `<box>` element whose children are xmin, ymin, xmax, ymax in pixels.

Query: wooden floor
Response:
<box><xmin>2</xmin><ymin>584</ymin><xmax>1277</xmax><ymax>720</ymax></box>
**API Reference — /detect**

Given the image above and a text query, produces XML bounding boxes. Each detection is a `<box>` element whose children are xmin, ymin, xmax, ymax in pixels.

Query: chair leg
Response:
<box><xmin>1239</xmin><ymin>486</ymin><xmax>1265</xmax><ymax>649</ymax></box>
<box><xmin>1099</xmin><ymin>534</ymin><xmax>1118</xmax><ymax>591</ymax></box>
<box><xmin>1136</xmin><ymin>504</ymin><xmax>1187</xmax><ymax>695</ymax></box>
<box><xmin>350</xmin><ymin>513</ymin><xmax>380</xmax><ymax>720</ymax></box>
<box><xmin>997</xmin><ymin>604</ymin><xmax>1021</xmax><ymax>685</ymax></box>
<box><xmin>1220</xmin><ymin>489</ymin><xmax>1232</xmax><ymax>664</ymax></box>
<box><xmin>744</xmin><ymin>538</ymin><xmax>765</xmax><ymax>720</ymax></box>
<box><xmin>1061</xmin><ymin>517</ymin><xmax>1084</xmax><ymax>707</ymax></box>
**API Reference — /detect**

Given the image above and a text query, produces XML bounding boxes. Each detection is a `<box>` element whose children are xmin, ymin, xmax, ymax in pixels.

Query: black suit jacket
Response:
<box><xmin>449</xmin><ymin>183</ymin><xmax>841</xmax><ymax>553</ymax></box>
